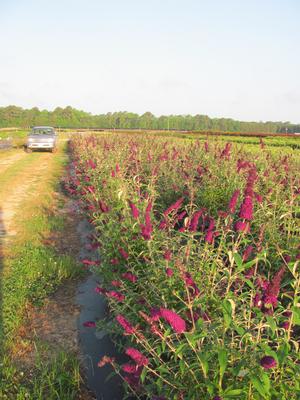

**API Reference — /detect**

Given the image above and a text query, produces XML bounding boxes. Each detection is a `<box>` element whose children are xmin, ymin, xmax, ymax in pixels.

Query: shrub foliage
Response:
<box><xmin>65</xmin><ymin>134</ymin><xmax>300</xmax><ymax>399</ymax></box>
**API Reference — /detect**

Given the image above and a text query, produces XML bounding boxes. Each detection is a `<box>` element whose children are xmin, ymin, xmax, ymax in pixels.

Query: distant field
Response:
<box><xmin>1</xmin><ymin>127</ymin><xmax>299</xmax><ymax>149</ymax></box>
<box><xmin>81</xmin><ymin>129</ymin><xmax>300</xmax><ymax>149</ymax></box>
<box><xmin>153</xmin><ymin>130</ymin><xmax>300</xmax><ymax>149</ymax></box>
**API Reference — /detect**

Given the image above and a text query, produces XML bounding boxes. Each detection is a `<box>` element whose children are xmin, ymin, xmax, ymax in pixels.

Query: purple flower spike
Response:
<box><xmin>260</xmin><ymin>356</ymin><xmax>277</xmax><ymax>370</ymax></box>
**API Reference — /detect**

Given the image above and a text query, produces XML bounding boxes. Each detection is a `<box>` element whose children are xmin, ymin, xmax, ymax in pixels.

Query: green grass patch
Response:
<box><xmin>2</xmin><ymin>245</ymin><xmax>80</xmax><ymax>334</ymax></box>
<box><xmin>0</xmin><ymin>352</ymin><xmax>81</xmax><ymax>400</ymax></box>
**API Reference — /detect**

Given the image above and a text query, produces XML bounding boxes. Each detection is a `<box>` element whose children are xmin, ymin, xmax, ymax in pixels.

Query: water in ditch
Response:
<box><xmin>76</xmin><ymin>219</ymin><xmax>127</xmax><ymax>400</ymax></box>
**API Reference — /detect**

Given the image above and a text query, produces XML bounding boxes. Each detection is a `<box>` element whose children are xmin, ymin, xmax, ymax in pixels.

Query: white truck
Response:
<box><xmin>26</xmin><ymin>126</ymin><xmax>58</xmax><ymax>153</ymax></box>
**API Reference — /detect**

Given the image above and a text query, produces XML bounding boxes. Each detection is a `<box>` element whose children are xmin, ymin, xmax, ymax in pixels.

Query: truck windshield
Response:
<box><xmin>31</xmin><ymin>128</ymin><xmax>54</xmax><ymax>135</ymax></box>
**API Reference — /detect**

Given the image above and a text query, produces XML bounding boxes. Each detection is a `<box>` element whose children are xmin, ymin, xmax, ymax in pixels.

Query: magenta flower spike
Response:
<box><xmin>228</xmin><ymin>190</ymin><xmax>240</xmax><ymax>214</ymax></box>
<box><xmin>260</xmin><ymin>356</ymin><xmax>277</xmax><ymax>370</ymax></box>
<box><xmin>189</xmin><ymin>209</ymin><xmax>203</xmax><ymax>232</ymax></box>
<box><xmin>116</xmin><ymin>315</ymin><xmax>135</xmax><ymax>334</ymax></box>
<box><xmin>119</xmin><ymin>247</ymin><xmax>129</xmax><ymax>259</ymax></box>
<box><xmin>125</xmin><ymin>347</ymin><xmax>149</xmax><ymax>366</ymax></box>
<box><xmin>129</xmin><ymin>201</ymin><xmax>139</xmax><ymax>219</ymax></box>
<box><xmin>239</xmin><ymin>196</ymin><xmax>253</xmax><ymax>220</ymax></box>
<box><xmin>262</xmin><ymin>266</ymin><xmax>285</xmax><ymax>307</ymax></box>
<box><xmin>122</xmin><ymin>272</ymin><xmax>138</xmax><ymax>283</ymax></box>
<box><xmin>163</xmin><ymin>197</ymin><xmax>184</xmax><ymax>216</ymax></box>
<box><xmin>159</xmin><ymin>308</ymin><xmax>186</xmax><ymax>334</ymax></box>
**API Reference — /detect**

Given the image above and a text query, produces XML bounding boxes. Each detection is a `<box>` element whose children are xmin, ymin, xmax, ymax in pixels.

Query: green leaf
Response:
<box><xmin>140</xmin><ymin>367</ymin><xmax>148</xmax><ymax>383</ymax></box>
<box><xmin>287</xmin><ymin>262</ymin><xmax>299</xmax><ymax>278</ymax></box>
<box><xmin>224</xmin><ymin>388</ymin><xmax>245</xmax><ymax>397</ymax></box>
<box><xmin>233</xmin><ymin>252</ymin><xmax>243</xmax><ymax>269</ymax></box>
<box><xmin>195</xmin><ymin>317</ymin><xmax>204</xmax><ymax>330</ymax></box>
<box><xmin>260</xmin><ymin>372</ymin><xmax>270</xmax><ymax>394</ymax></box>
<box><xmin>237</xmin><ymin>257</ymin><xmax>256</xmax><ymax>273</ymax></box>
<box><xmin>244</xmin><ymin>278</ymin><xmax>254</xmax><ymax>289</ymax></box>
<box><xmin>233</xmin><ymin>323</ymin><xmax>245</xmax><ymax>336</ymax></box>
<box><xmin>206</xmin><ymin>382</ymin><xmax>215</xmax><ymax>395</ymax></box>
<box><xmin>266</xmin><ymin>315</ymin><xmax>277</xmax><ymax>335</ymax></box>
<box><xmin>157</xmin><ymin>365</ymin><xmax>169</xmax><ymax>374</ymax></box>
<box><xmin>175</xmin><ymin>343</ymin><xmax>186</xmax><ymax>357</ymax></box>
<box><xmin>163</xmin><ymin>327</ymin><xmax>171</xmax><ymax>338</ymax></box>
<box><xmin>222</xmin><ymin>299</ymin><xmax>233</xmax><ymax>329</ymax></box>
<box><xmin>218</xmin><ymin>348</ymin><xmax>228</xmax><ymax>380</ymax></box>
<box><xmin>292</xmin><ymin>306</ymin><xmax>300</xmax><ymax>326</ymax></box>
<box><xmin>250</xmin><ymin>375</ymin><xmax>269</xmax><ymax>398</ymax></box>
<box><xmin>277</xmin><ymin>342</ymin><xmax>290</xmax><ymax>364</ymax></box>
<box><xmin>198</xmin><ymin>352</ymin><xmax>209</xmax><ymax>378</ymax></box>
<box><xmin>179</xmin><ymin>359</ymin><xmax>185</xmax><ymax>375</ymax></box>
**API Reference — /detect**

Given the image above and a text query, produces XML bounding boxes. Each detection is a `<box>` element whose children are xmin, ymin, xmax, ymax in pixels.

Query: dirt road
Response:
<box><xmin>0</xmin><ymin>149</ymin><xmax>59</xmax><ymax>236</ymax></box>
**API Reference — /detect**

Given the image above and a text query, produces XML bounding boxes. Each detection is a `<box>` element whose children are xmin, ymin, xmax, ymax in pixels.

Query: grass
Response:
<box><xmin>2</xmin><ymin>245</ymin><xmax>80</xmax><ymax>331</ymax></box>
<box><xmin>0</xmin><ymin>143</ymin><xmax>84</xmax><ymax>399</ymax></box>
<box><xmin>1</xmin><ymin>352</ymin><xmax>81</xmax><ymax>400</ymax></box>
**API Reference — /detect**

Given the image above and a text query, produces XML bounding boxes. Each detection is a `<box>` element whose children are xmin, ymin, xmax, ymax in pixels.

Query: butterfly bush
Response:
<box><xmin>66</xmin><ymin>134</ymin><xmax>300</xmax><ymax>399</ymax></box>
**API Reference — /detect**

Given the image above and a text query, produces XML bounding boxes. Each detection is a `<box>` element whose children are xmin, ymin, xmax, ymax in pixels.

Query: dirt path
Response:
<box><xmin>0</xmin><ymin>147</ymin><xmax>95</xmax><ymax>399</ymax></box>
<box><xmin>0</xmin><ymin>149</ymin><xmax>27</xmax><ymax>173</ymax></box>
<box><xmin>0</xmin><ymin>151</ymin><xmax>53</xmax><ymax>236</ymax></box>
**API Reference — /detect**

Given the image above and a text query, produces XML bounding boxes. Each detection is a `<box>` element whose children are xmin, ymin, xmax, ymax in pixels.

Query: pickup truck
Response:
<box><xmin>26</xmin><ymin>126</ymin><xmax>57</xmax><ymax>152</ymax></box>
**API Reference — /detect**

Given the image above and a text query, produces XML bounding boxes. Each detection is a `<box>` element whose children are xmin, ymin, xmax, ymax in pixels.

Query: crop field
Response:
<box><xmin>0</xmin><ymin>131</ymin><xmax>299</xmax><ymax>400</ymax></box>
<box><xmin>63</xmin><ymin>133</ymin><xmax>300</xmax><ymax>400</ymax></box>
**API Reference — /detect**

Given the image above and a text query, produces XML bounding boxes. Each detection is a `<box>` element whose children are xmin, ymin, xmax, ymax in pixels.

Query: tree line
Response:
<box><xmin>0</xmin><ymin>105</ymin><xmax>299</xmax><ymax>133</ymax></box>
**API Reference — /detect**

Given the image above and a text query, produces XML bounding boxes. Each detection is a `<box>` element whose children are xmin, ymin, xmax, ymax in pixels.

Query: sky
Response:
<box><xmin>0</xmin><ymin>0</ymin><xmax>300</xmax><ymax>123</ymax></box>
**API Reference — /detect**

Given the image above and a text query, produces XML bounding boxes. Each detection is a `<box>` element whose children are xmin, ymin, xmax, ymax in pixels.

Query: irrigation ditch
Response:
<box><xmin>75</xmin><ymin>217</ymin><xmax>128</xmax><ymax>400</ymax></box>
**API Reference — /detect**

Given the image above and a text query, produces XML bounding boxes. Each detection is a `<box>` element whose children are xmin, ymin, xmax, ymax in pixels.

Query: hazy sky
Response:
<box><xmin>0</xmin><ymin>0</ymin><xmax>299</xmax><ymax>122</ymax></box>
